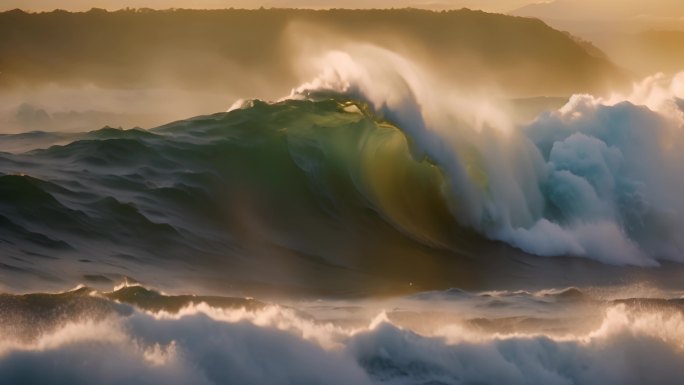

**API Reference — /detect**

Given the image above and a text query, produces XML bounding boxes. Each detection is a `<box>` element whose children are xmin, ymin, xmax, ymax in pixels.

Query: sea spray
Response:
<box><xmin>291</xmin><ymin>44</ymin><xmax>684</xmax><ymax>265</ymax></box>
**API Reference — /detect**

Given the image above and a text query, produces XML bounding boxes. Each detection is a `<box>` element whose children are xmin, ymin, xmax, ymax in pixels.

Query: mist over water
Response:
<box><xmin>0</xmin><ymin>86</ymin><xmax>240</xmax><ymax>134</ymax></box>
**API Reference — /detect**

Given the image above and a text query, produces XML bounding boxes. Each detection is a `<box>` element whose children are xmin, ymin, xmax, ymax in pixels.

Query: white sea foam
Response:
<box><xmin>291</xmin><ymin>44</ymin><xmax>684</xmax><ymax>265</ymax></box>
<box><xmin>1</xmin><ymin>298</ymin><xmax>684</xmax><ymax>385</ymax></box>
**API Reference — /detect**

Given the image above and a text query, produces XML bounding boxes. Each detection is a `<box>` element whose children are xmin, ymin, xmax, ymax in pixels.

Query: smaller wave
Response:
<box><xmin>1</xmin><ymin>285</ymin><xmax>684</xmax><ymax>385</ymax></box>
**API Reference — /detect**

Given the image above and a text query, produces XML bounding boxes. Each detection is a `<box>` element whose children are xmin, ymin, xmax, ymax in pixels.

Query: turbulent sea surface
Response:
<box><xmin>2</xmin><ymin>284</ymin><xmax>684</xmax><ymax>385</ymax></box>
<box><xmin>2</xmin><ymin>48</ymin><xmax>684</xmax><ymax>384</ymax></box>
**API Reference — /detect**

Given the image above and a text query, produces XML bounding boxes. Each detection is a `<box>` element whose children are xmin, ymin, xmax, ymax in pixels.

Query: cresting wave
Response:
<box><xmin>291</xmin><ymin>45</ymin><xmax>684</xmax><ymax>265</ymax></box>
<box><xmin>1</xmin><ymin>284</ymin><xmax>684</xmax><ymax>385</ymax></box>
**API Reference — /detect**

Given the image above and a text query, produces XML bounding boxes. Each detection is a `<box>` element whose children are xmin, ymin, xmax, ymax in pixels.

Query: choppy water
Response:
<box><xmin>2</xmin><ymin>284</ymin><xmax>684</xmax><ymax>385</ymax></box>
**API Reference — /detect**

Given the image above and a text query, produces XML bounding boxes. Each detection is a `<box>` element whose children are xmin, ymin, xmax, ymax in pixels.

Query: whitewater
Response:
<box><xmin>290</xmin><ymin>44</ymin><xmax>684</xmax><ymax>266</ymax></box>
<box><xmin>2</xmin><ymin>284</ymin><xmax>684</xmax><ymax>385</ymax></box>
<box><xmin>2</xmin><ymin>44</ymin><xmax>684</xmax><ymax>384</ymax></box>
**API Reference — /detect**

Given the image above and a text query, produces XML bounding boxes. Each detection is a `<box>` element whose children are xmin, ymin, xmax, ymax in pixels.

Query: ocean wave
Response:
<box><xmin>0</xmin><ymin>97</ymin><xmax>491</xmax><ymax>294</ymax></box>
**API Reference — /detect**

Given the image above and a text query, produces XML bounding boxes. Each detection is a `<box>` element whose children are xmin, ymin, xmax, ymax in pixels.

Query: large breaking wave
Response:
<box><xmin>1</xmin><ymin>44</ymin><xmax>684</xmax><ymax>297</ymax></box>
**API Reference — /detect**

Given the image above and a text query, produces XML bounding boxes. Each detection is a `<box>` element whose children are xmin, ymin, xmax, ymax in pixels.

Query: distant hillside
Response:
<box><xmin>0</xmin><ymin>8</ymin><xmax>626</xmax><ymax>97</ymax></box>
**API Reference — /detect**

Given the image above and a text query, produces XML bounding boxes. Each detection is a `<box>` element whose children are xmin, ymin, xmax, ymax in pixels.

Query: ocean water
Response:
<box><xmin>2</xmin><ymin>46</ymin><xmax>684</xmax><ymax>384</ymax></box>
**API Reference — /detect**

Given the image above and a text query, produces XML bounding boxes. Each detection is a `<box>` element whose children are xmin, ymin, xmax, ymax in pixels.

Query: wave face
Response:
<box><xmin>0</xmin><ymin>97</ymin><xmax>487</xmax><ymax>294</ymax></box>
<box><xmin>2</xmin><ymin>285</ymin><xmax>684</xmax><ymax>385</ymax></box>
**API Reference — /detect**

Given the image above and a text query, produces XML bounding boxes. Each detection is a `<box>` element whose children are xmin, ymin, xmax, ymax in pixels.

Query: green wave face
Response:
<box><xmin>0</xmin><ymin>98</ymin><xmax>487</xmax><ymax>296</ymax></box>
<box><xmin>157</xmin><ymin>98</ymin><xmax>462</xmax><ymax>247</ymax></box>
